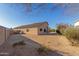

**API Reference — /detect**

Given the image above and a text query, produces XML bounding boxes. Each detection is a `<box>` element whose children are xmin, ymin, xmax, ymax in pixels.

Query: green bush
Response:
<box><xmin>49</xmin><ymin>29</ymin><xmax>56</xmax><ymax>32</ymax></box>
<box><xmin>52</xmin><ymin>29</ymin><xmax>56</xmax><ymax>32</ymax></box>
<box><xmin>48</xmin><ymin>27</ymin><xmax>56</xmax><ymax>32</ymax></box>
<box><xmin>64</xmin><ymin>27</ymin><xmax>79</xmax><ymax>45</ymax></box>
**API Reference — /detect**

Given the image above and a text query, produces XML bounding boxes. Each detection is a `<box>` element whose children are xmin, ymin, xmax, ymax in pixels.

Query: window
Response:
<box><xmin>44</xmin><ymin>29</ymin><xmax>47</xmax><ymax>32</ymax></box>
<box><xmin>40</xmin><ymin>28</ymin><xmax>42</xmax><ymax>31</ymax></box>
<box><xmin>26</xmin><ymin>29</ymin><xmax>29</xmax><ymax>32</ymax></box>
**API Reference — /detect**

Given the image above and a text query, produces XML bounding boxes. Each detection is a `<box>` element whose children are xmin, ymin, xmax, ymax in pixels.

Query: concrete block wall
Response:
<box><xmin>0</xmin><ymin>28</ymin><xmax>6</xmax><ymax>45</ymax></box>
<box><xmin>0</xmin><ymin>27</ymin><xmax>12</xmax><ymax>45</ymax></box>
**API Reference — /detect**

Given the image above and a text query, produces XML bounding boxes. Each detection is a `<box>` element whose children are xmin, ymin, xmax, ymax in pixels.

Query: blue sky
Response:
<box><xmin>0</xmin><ymin>3</ymin><xmax>79</xmax><ymax>28</ymax></box>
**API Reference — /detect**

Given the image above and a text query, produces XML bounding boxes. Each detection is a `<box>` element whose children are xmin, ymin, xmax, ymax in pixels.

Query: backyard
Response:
<box><xmin>0</xmin><ymin>33</ymin><xmax>79</xmax><ymax>56</ymax></box>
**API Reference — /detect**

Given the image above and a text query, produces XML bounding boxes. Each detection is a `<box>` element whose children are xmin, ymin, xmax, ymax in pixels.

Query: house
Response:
<box><xmin>14</xmin><ymin>22</ymin><xmax>49</xmax><ymax>35</ymax></box>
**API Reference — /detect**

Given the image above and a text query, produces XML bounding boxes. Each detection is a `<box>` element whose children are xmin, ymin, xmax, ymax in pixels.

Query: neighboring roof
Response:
<box><xmin>0</xmin><ymin>26</ymin><xmax>6</xmax><ymax>29</ymax></box>
<box><xmin>0</xmin><ymin>25</ymin><xmax>9</xmax><ymax>30</ymax></box>
<box><xmin>14</xmin><ymin>22</ymin><xmax>48</xmax><ymax>29</ymax></box>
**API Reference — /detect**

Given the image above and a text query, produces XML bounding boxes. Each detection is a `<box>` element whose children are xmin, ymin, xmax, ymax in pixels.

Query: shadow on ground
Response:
<box><xmin>39</xmin><ymin>32</ymin><xmax>58</xmax><ymax>35</ymax></box>
<box><xmin>0</xmin><ymin>34</ymin><xmax>63</xmax><ymax>56</ymax></box>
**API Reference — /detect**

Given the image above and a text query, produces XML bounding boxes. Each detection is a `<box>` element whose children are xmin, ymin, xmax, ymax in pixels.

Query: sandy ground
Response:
<box><xmin>0</xmin><ymin>34</ymin><xmax>79</xmax><ymax>56</ymax></box>
<box><xmin>24</xmin><ymin>34</ymin><xmax>79</xmax><ymax>56</ymax></box>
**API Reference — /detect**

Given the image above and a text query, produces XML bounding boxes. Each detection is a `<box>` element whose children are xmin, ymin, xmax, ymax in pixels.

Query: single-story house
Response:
<box><xmin>14</xmin><ymin>22</ymin><xmax>49</xmax><ymax>35</ymax></box>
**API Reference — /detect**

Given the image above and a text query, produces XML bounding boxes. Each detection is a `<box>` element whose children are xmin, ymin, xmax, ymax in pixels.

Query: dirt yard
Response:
<box><xmin>24</xmin><ymin>34</ymin><xmax>79</xmax><ymax>56</ymax></box>
<box><xmin>0</xmin><ymin>34</ymin><xmax>79</xmax><ymax>56</ymax></box>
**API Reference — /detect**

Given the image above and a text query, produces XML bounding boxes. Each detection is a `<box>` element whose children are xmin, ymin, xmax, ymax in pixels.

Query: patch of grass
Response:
<box><xmin>37</xmin><ymin>46</ymin><xmax>50</xmax><ymax>55</ymax></box>
<box><xmin>12</xmin><ymin>40</ymin><xmax>26</xmax><ymax>47</ymax></box>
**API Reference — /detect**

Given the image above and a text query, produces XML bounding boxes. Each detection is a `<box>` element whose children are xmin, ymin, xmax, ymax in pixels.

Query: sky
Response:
<box><xmin>0</xmin><ymin>3</ymin><xmax>79</xmax><ymax>28</ymax></box>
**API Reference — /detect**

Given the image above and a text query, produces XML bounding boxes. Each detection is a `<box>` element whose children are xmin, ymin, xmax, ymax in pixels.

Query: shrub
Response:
<box><xmin>56</xmin><ymin>23</ymin><xmax>69</xmax><ymax>35</ymax></box>
<box><xmin>49</xmin><ymin>29</ymin><xmax>56</xmax><ymax>32</ymax></box>
<box><xmin>12</xmin><ymin>30</ymin><xmax>21</xmax><ymax>34</ymax></box>
<box><xmin>48</xmin><ymin>27</ymin><xmax>56</xmax><ymax>32</ymax></box>
<box><xmin>37</xmin><ymin>46</ymin><xmax>49</xmax><ymax>55</ymax></box>
<box><xmin>64</xmin><ymin>27</ymin><xmax>79</xmax><ymax>45</ymax></box>
<box><xmin>56</xmin><ymin>30</ymin><xmax>62</xmax><ymax>35</ymax></box>
<box><xmin>12</xmin><ymin>40</ymin><xmax>26</xmax><ymax>47</ymax></box>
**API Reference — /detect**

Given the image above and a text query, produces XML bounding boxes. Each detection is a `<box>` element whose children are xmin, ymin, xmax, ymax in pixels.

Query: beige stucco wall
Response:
<box><xmin>0</xmin><ymin>27</ymin><xmax>11</xmax><ymax>45</ymax></box>
<box><xmin>6</xmin><ymin>29</ymin><xmax>11</xmax><ymax>40</ymax></box>
<box><xmin>14</xmin><ymin>28</ymin><xmax>38</xmax><ymax>35</ymax></box>
<box><xmin>38</xmin><ymin>23</ymin><xmax>48</xmax><ymax>34</ymax></box>
<box><xmin>24</xmin><ymin>28</ymin><xmax>38</xmax><ymax>35</ymax></box>
<box><xmin>14</xmin><ymin>23</ymin><xmax>48</xmax><ymax>35</ymax></box>
<box><xmin>0</xmin><ymin>28</ymin><xmax>5</xmax><ymax>45</ymax></box>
